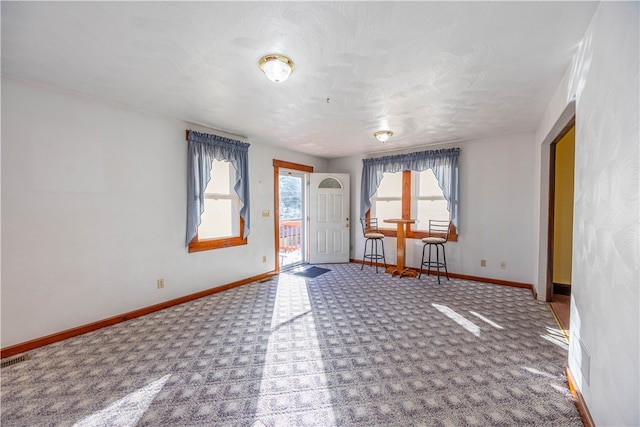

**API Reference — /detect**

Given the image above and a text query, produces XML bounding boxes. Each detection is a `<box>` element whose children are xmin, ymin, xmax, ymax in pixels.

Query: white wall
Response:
<box><xmin>329</xmin><ymin>131</ymin><xmax>537</xmax><ymax>285</ymax></box>
<box><xmin>534</xmin><ymin>2</ymin><xmax>639</xmax><ymax>425</ymax></box>
<box><xmin>0</xmin><ymin>77</ymin><xmax>329</xmax><ymax>348</ymax></box>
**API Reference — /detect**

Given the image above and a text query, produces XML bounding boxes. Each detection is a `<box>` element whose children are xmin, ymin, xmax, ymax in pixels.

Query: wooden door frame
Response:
<box><xmin>273</xmin><ymin>160</ymin><xmax>313</xmax><ymax>272</ymax></box>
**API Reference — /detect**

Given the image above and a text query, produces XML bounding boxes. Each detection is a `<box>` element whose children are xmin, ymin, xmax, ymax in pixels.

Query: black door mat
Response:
<box><xmin>293</xmin><ymin>266</ymin><xmax>331</xmax><ymax>278</ymax></box>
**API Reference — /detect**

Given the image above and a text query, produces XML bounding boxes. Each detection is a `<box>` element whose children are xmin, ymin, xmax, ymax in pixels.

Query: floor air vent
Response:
<box><xmin>1</xmin><ymin>354</ymin><xmax>29</xmax><ymax>369</ymax></box>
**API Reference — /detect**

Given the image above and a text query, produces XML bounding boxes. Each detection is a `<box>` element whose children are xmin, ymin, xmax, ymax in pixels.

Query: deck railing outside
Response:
<box><xmin>279</xmin><ymin>220</ymin><xmax>302</xmax><ymax>252</ymax></box>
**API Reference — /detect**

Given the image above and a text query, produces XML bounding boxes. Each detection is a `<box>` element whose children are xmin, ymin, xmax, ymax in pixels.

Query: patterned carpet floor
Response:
<box><xmin>1</xmin><ymin>263</ymin><xmax>580</xmax><ymax>426</ymax></box>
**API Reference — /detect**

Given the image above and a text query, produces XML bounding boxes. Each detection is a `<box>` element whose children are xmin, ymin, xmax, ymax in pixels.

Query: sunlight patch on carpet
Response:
<box><xmin>253</xmin><ymin>273</ymin><xmax>335</xmax><ymax>424</ymax></box>
<box><xmin>521</xmin><ymin>366</ymin><xmax>558</xmax><ymax>380</ymax></box>
<box><xmin>432</xmin><ymin>303</ymin><xmax>481</xmax><ymax>337</ymax></box>
<box><xmin>469</xmin><ymin>310</ymin><xmax>504</xmax><ymax>329</ymax></box>
<box><xmin>540</xmin><ymin>326</ymin><xmax>569</xmax><ymax>350</ymax></box>
<box><xmin>73</xmin><ymin>374</ymin><xmax>170</xmax><ymax>427</ymax></box>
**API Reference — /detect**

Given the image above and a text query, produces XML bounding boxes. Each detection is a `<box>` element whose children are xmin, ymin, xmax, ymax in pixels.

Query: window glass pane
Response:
<box><xmin>417</xmin><ymin>169</ymin><xmax>443</xmax><ymax>196</ymax></box>
<box><xmin>415</xmin><ymin>200</ymin><xmax>450</xmax><ymax>227</ymax></box>
<box><xmin>412</xmin><ymin>170</ymin><xmax>449</xmax><ymax>230</ymax></box>
<box><xmin>318</xmin><ymin>177</ymin><xmax>342</xmax><ymax>189</ymax></box>
<box><xmin>374</xmin><ymin>200</ymin><xmax>402</xmax><ymax>221</ymax></box>
<box><xmin>207</xmin><ymin>160</ymin><xmax>232</xmax><ymax>194</ymax></box>
<box><xmin>199</xmin><ymin>198</ymin><xmax>239</xmax><ymax>239</ymax></box>
<box><xmin>279</xmin><ymin>175</ymin><xmax>302</xmax><ymax>220</ymax></box>
<box><xmin>371</xmin><ymin>172</ymin><xmax>402</xmax><ymax>222</ymax></box>
<box><xmin>197</xmin><ymin>159</ymin><xmax>239</xmax><ymax>239</ymax></box>
<box><xmin>376</xmin><ymin>171</ymin><xmax>402</xmax><ymax>196</ymax></box>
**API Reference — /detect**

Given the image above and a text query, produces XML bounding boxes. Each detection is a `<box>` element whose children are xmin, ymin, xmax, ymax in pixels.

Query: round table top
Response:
<box><xmin>383</xmin><ymin>218</ymin><xmax>416</xmax><ymax>224</ymax></box>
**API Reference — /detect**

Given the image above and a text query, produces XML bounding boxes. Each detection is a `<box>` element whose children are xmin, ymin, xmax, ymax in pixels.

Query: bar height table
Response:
<box><xmin>383</xmin><ymin>219</ymin><xmax>417</xmax><ymax>278</ymax></box>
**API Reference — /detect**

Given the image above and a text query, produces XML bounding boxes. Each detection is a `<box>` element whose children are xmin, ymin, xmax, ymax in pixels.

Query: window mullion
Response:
<box><xmin>402</xmin><ymin>170</ymin><xmax>411</xmax><ymax>220</ymax></box>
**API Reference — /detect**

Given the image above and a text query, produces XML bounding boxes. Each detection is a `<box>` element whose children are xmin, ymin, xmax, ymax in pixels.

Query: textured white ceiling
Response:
<box><xmin>1</xmin><ymin>1</ymin><xmax>598</xmax><ymax>158</ymax></box>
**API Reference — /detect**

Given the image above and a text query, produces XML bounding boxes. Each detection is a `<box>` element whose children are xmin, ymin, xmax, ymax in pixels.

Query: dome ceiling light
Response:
<box><xmin>259</xmin><ymin>54</ymin><xmax>295</xmax><ymax>83</ymax></box>
<box><xmin>374</xmin><ymin>130</ymin><xmax>393</xmax><ymax>143</ymax></box>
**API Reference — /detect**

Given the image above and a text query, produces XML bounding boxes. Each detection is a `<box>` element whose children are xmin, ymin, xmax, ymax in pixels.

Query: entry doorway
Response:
<box><xmin>273</xmin><ymin>160</ymin><xmax>314</xmax><ymax>273</ymax></box>
<box><xmin>279</xmin><ymin>170</ymin><xmax>307</xmax><ymax>269</ymax></box>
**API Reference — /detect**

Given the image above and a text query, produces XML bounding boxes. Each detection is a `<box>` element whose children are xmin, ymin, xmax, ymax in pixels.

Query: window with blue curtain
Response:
<box><xmin>360</xmin><ymin>148</ymin><xmax>460</xmax><ymax>229</ymax></box>
<box><xmin>186</xmin><ymin>130</ymin><xmax>250</xmax><ymax>249</ymax></box>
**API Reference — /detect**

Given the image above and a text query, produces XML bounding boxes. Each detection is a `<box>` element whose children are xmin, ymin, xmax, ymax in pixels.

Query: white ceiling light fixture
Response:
<box><xmin>259</xmin><ymin>54</ymin><xmax>295</xmax><ymax>83</ymax></box>
<box><xmin>374</xmin><ymin>130</ymin><xmax>393</xmax><ymax>143</ymax></box>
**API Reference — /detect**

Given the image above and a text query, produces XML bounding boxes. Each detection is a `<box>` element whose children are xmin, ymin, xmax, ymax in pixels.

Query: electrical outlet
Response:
<box><xmin>262</xmin><ymin>256</ymin><xmax>267</xmax><ymax>263</ymax></box>
<box><xmin>500</xmin><ymin>262</ymin><xmax>507</xmax><ymax>270</ymax></box>
<box><xmin>157</xmin><ymin>278</ymin><xmax>165</xmax><ymax>289</ymax></box>
<box><xmin>262</xmin><ymin>210</ymin><xmax>270</xmax><ymax>217</ymax></box>
<box><xmin>480</xmin><ymin>259</ymin><xmax>487</xmax><ymax>267</ymax></box>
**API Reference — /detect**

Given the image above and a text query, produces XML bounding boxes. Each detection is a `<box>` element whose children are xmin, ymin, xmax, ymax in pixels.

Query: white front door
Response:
<box><xmin>309</xmin><ymin>173</ymin><xmax>350</xmax><ymax>264</ymax></box>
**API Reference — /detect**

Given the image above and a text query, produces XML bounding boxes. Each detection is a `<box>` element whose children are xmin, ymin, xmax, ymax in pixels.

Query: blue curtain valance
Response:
<box><xmin>186</xmin><ymin>130</ymin><xmax>250</xmax><ymax>246</ymax></box>
<box><xmin>360</xmin><ymin>148</ymin><xmax>460</xmax><ymax>228</ymax></box>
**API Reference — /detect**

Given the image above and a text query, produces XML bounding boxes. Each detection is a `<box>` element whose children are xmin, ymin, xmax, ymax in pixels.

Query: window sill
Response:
<box><xmin>188</xmin><ymin>236</ymin><xmax>247</xmax><ymax>253</ymax></box>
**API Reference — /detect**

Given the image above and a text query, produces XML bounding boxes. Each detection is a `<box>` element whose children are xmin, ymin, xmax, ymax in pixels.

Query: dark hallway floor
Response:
<box><xmin>550</xmin><ymin>293</ymin><xmax>571</xmax><ymax>338</ymax></box>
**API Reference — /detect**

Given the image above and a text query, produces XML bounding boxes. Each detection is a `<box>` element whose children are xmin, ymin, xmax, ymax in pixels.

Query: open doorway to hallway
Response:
<box><xmin>548</xmin><ymin>119</ymin><xmax>575</xmax><ymax>334</ymax></box>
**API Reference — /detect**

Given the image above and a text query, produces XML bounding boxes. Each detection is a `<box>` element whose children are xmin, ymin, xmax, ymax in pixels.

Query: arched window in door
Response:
<box><xmin>318</xmin><ymin>177</ymin><xmax>342</xmax><ymax>189</ymax></box>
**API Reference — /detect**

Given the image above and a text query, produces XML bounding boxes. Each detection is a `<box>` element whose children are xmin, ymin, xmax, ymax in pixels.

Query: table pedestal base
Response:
<box><xmin>385</xmin><ymin>267</ymin><xmax>418</xmax><ymax>278</ymax></box>
<box><xmin>383</xmin><ymin>219</ymin><xmax>418</xmax><ymax>280</ymax></box>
